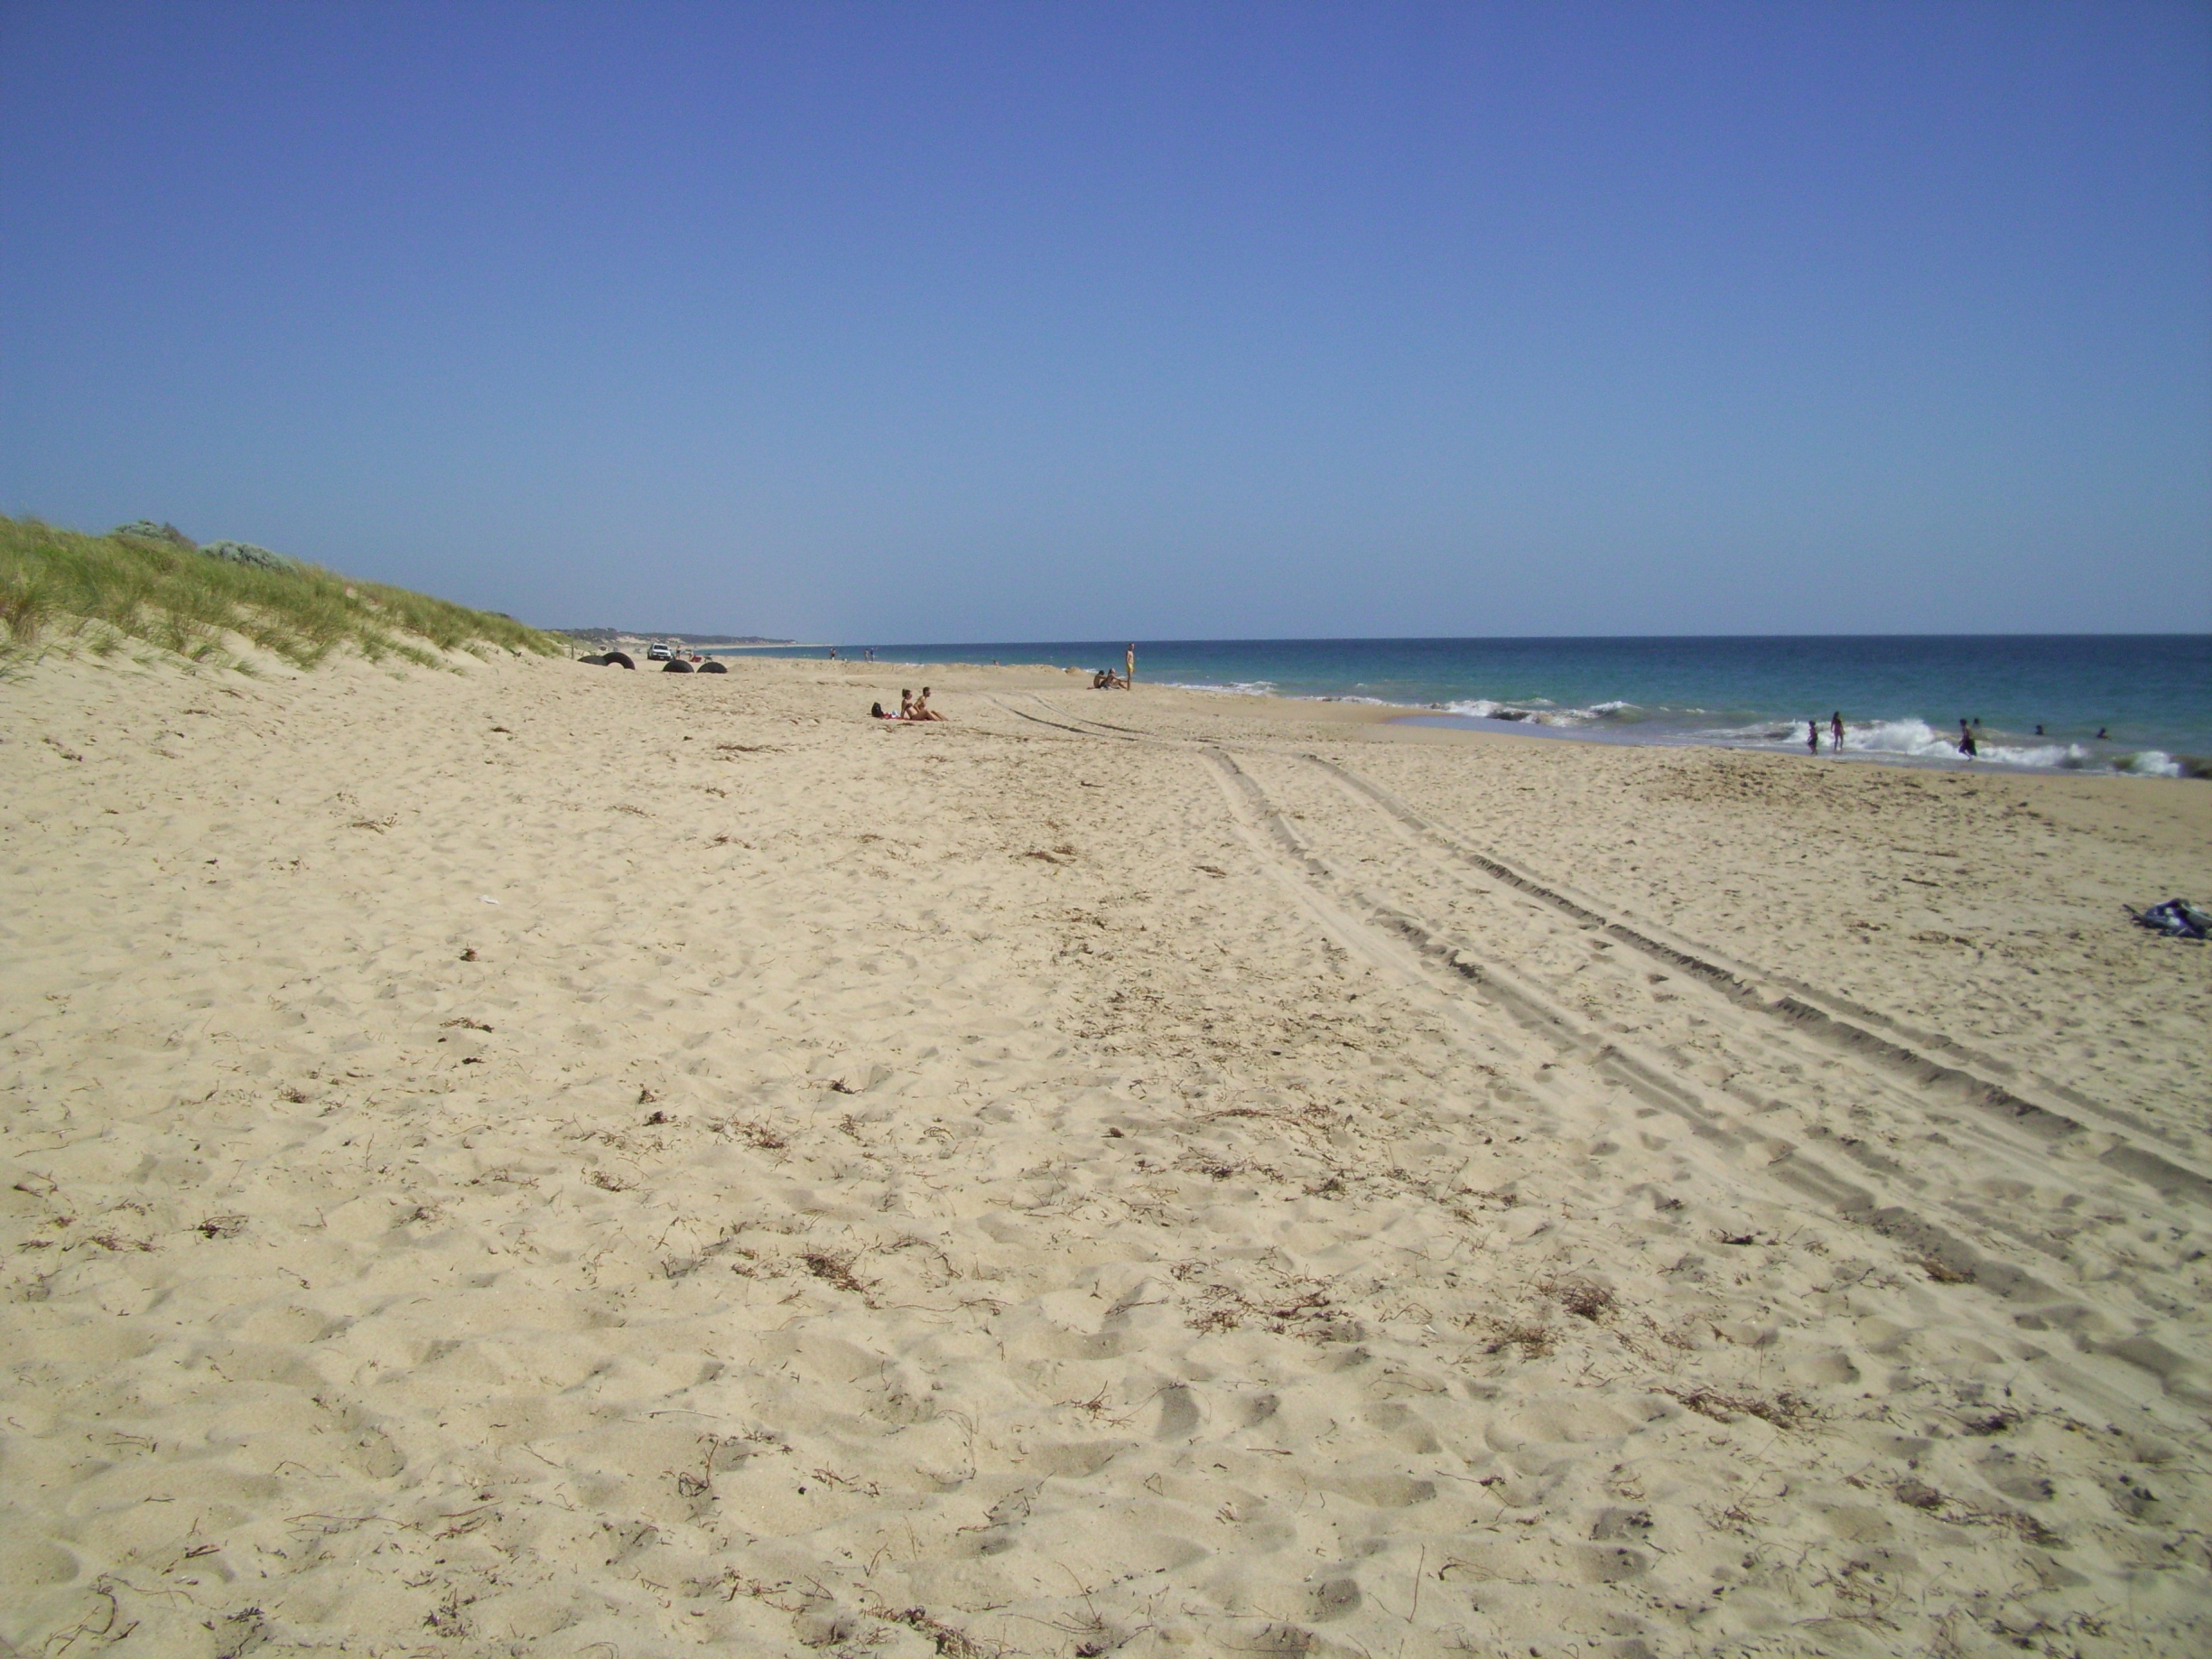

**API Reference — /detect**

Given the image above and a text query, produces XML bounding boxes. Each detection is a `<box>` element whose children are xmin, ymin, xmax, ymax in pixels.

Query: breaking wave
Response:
<box><xmin>1441</xmin><ymin>697</ymin><xmax>1641</xmax><ymax>727</ymax></box>
<box><xmin>1687</xmin><ymin>715</ymin><xmax>2185</xmax><ymax>776</ymax></box>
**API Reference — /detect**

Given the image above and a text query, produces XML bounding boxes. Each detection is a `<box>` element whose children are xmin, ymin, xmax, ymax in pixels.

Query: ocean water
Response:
<box><xmin>720</xmin><ymin>636</ymin><xmax>2212</xmax><ymax>778</ymax></box>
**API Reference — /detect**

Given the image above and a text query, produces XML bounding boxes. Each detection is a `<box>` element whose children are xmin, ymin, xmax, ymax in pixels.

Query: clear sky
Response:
<box><xmin>4</xmin><ymin>2</ymin><xmax>2207</xmax><ymax>639</ymax></box>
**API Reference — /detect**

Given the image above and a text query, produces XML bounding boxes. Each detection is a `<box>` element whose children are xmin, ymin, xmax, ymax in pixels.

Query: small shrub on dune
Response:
<box><xmin>199</xmin><ymin>539</ymin><xmax>297</xmax><ymax>572</ymax></box>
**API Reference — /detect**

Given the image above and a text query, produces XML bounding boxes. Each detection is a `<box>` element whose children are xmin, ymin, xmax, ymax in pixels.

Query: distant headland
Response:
<box><xmin>554</xmin><ymin>628</ymin><xmax>795</xmax><ymax>648</ymax></box>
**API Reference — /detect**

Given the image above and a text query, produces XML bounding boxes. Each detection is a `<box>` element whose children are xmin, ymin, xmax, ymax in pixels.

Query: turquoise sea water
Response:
<box><xmin>719</xmin><ymin>636</ymin><xmax>2212</xmax><ymax>778</ymax></box>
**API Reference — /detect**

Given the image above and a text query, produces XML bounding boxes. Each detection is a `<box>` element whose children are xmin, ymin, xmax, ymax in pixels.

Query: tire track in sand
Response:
<box><xmin>987</xmin><ymin>690</ymin><xmax>2212</xmax><ymax>1419</ymax></box>
<box><xmin>1204</xmin><ymin>745</ymin><xmax>2212</xmax><ymax>1421</ymax></box>
<box><xmin>995</xmin><ymin>689</ymin><xmax>2210</xmax><ymax>1207</ymax></box>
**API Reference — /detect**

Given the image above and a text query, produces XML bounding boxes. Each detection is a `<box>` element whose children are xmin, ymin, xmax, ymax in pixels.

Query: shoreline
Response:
<box><xmin>1068</xmin><ymin>683</ymin><xmax>2207</xmax><ymax>777</ymax></box>
<box><xmin>1160</xmin><ymin>683</ymin><xmax>2206</xmax><ymax>779</ymax></box>
<box><xmin>1383</xmin><ymin>708</ymin><xmax>2212</xmax><ymax>778</ymax></box>
<box><xmin>5</xmin><ymin>646</ymin><xmax>2207</xmax><ymax>1657</ymax></box>
<box><xmin>705</xmin><ymin>639</ymin><xmax>2212</xmax><ymax>779</ymax></box>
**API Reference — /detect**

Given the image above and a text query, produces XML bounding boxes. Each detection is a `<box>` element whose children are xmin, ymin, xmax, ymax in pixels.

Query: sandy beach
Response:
<box><xmin>5</xmin><ymin>644</ymin><xmax>2208</xmax><ymax>1658</ymax></box>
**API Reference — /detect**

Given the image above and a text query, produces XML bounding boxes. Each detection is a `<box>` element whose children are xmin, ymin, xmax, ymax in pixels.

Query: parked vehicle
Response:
<box><xmin>646</xmin><ymin>642</ymin><xmax>672</xmax><ymax>661</ymax></box>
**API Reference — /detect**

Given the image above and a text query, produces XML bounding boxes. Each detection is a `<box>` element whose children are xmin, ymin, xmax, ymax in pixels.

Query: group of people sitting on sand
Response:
<box><xmin>869</xmin><ymin>687</ymin><xmax>947</xmax><ymax>722</ymax></box>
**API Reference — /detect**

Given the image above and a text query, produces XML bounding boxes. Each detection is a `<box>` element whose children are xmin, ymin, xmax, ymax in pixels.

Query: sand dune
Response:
<box><xmin>4</xmin><ymin>648</ymin><xmax>2207</xmax><ymax>1657</ymax></box>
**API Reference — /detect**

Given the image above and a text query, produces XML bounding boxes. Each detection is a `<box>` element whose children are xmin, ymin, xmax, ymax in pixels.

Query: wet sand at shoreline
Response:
<box><xmin>5</xmin><ymin>647</ymin><xmax>2208</xmax><ymax>1657</ymax></box>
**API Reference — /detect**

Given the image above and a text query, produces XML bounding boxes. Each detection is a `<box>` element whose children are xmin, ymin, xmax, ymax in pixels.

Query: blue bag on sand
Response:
<box><xmin>2135</xmin><ymin>899</ymin><xmax>2209</xmax><ymax>939</ymax></box>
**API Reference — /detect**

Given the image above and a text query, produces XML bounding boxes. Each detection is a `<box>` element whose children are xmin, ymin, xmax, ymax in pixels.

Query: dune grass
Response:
<box><xmin>0</xmin><ymin>515</ymin><xmax>560</xmax><ymax>671</ymax></box>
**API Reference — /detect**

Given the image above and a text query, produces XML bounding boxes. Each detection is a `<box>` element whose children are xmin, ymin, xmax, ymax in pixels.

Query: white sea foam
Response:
<box><xmin>1518</xmin><ymin>700</ymin><xmax>1640</xmax><ymax>728</ymax></box>
<box><xmin>1844</xmin><ymin>718</ymin><xmax>1961</xmax><ymax>758</ymax></box>
<box><xmin>1671</xmin><ymin>713</ymin><xmax>2184</xmax><ymax>777</ymax></box>
<box><xmin>1545</xmin><ymin>699</ymin><xmax>1640</xmax><ymax>726</ymax></box>
<box><xmin>1437</xmin><ymin>696</ymin><xmax>1642</xmax><ymax>725</ymax></box>
<box><xmin>1174</xmin><ymin>680</ymin><xmax>1276</xmax><ymax>696</ymax></box>
<box><xmin>1980</xmin><ymin>742</ymin><xmax>2093</xmax><ymax>769</ymax></box>
<box><xmin>2124</xmin><ymin>750</ymin><xmax>2184</xmax><ymax>778</ymax></box>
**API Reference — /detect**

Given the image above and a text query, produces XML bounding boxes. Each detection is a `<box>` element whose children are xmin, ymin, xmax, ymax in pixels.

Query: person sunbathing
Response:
<box><xmin>910</xmin><ymin>686</ymin><xmax>949</xmax><ymax>721</ymax></box>
<box><xmin>897</xmin><ymin>689</ymin><xmax>916</xmax><ymax>719</ymax></box>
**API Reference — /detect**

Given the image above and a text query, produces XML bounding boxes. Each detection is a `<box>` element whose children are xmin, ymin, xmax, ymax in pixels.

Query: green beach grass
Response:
<box><xmin>0</xmin><ymin>515</ymin><xmax>559</xmax><ymax>672</ymax></box>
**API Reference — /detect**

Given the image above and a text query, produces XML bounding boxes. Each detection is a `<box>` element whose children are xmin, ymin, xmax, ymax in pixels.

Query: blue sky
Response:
<box><xmin>3</xmin><ymin>2</ymin><xmax>2207</xmax><ymax>639</ymax></box>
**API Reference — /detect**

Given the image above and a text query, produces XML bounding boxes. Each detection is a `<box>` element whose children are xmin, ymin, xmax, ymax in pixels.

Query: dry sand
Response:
<box><xmin>4</xmin><ymin>646</ymin><xmax>2208</xmax><ymax>1658</ymax></box>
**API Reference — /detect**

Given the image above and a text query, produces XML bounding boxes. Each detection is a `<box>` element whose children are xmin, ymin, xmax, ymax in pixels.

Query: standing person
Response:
<box><xmin>1808</xmin><ymin>719</ymin><xmax>1820</xmax><ymax>754</ymax></box>
<box><xmin>1125</xmin><ymin>643</ymin><xmax>1136</xmax><ymax>688</ymax></box>
<box><xmin>1830</xmin><ymin>711</ymin><xmax>1845</xmax><ymax>750</ymax></box>
<box><xmin>1957</xmin><ymin>719</ymin><xmax>1978</xmax><ymax>758</ymax></box>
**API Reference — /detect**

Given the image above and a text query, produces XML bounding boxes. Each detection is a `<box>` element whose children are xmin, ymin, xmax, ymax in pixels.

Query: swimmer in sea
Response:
<box><xmin>1808</xmin><ymin>719</ymin><xmax>1820</xmax><ymax>754</ymax></box>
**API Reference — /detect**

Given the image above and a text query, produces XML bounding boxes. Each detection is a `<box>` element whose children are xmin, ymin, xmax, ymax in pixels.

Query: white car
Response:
<box><xmin>646</xmin><ymin>642</ymin><xmax>672</xmax><ymax>661</ymax></box>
